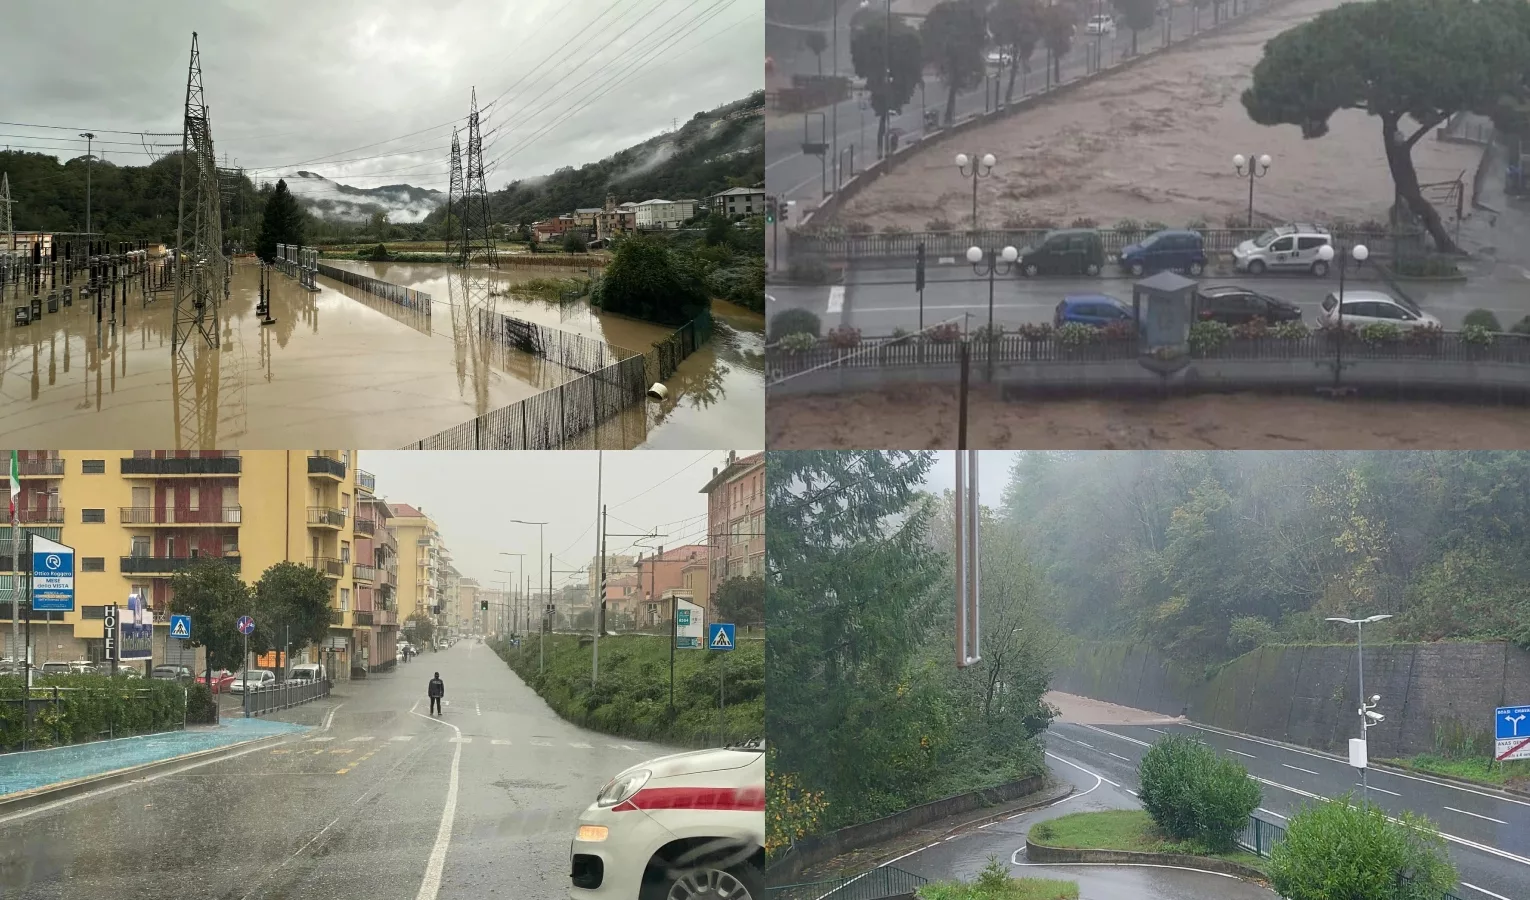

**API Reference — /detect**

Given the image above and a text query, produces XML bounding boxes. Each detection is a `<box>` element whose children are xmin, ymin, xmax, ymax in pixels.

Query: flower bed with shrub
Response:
<box><xmin>0</xmin><ymin>674</ymin><xmax>189</xmax><ymax>750</ymax></box>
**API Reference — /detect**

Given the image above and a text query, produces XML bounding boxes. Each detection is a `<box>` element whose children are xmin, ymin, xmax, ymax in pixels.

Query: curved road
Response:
<box><xmin>0</xmin><ymin>641</ymin><xmax>678</xmax><ymax>900</ymax></box>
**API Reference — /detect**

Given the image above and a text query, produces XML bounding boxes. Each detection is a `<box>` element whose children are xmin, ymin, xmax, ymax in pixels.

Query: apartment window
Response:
<box><xmin>189</xmin><ymin>487</ymin><xmax>200</xmax><ymax>511</ymax></box>
<box><xmin>131</xmin><ymin>537</ymin><xmax>150</xmax><ymax>557</ymax></box>
<box><xmin>341</xmin><ymin>541</ymin><xmax>350</xmax><ymax>564</ymax></box>
<box><xmin>342</xmin><ymin>451</ymin><xmax>351</xmax><ymax>466</ymax></box>
<box><xmin>221</xmin><ymin>534</ymin><xmax>238</xmax><ymax>555</ymax></box>
<box><xmin>81</xmin><ymin>557</ymin><xmax>105</xmax><ymax>572</ymax></box>
<box><xmin>82</xmin><ymin>459</ymin><xmax>105</xmax><ymax>474</ymax></box>
<box><xmin>132</xmin><ymin>486</ymin><xmax>151</xmax><ymax>507</ymax></box>
<box><xmin>81</xmin><ymin>509</ymin><xmax>106</xmax><ymax>523</ymax></box>
<box><xmin>342</xmin><ymin>493</ymin><xmax>350</xmax><ymax>515</ymax></box>
<box><xmin>341</xmin><ymin>588</ymin><xmax>350</xmax><ymax>611</ymax></box>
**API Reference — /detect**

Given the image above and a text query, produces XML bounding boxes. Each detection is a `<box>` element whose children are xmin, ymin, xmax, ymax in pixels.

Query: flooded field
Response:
<box><xmin>0</xmin><ymin>259</ymin><xmax>762</xmax><ymax>449</ymax></box>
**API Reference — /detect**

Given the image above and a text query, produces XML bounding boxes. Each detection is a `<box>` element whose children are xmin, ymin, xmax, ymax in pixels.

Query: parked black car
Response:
<box><xmin>1192</xmin><ymin>285</ymin><xmax>1302</xmax><ymax>325</ymax></box>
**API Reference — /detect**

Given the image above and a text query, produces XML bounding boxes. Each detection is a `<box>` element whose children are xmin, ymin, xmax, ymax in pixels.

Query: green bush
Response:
<box><xmin>770</xmin><ymin>307</ymin><xmax>823</xmax><ymax>340</ymax></box>
<box><xmin>781</xmin><ymin>332</ymin><xmax>819</xmax><ymax>352</ymax></box>
<box><xmin>1189</xmin><ymin>320</ymin><xmax>1234</xmax><ymax>354</ymax></box>
<box><xmin>1055</xmin><ymin>322</ymin><xmax>1100</xmax><ymax>345</ymax></box>
<box><xmin>1462</xmin><ymin>309</ymin><xmax>1502</xmax><ymax>331</ymax></box>
<box><xmin>589</xmin><ymin>235</ymin><xmax>709</xmax><ymax>325</ymax></box>
<box><xmin>787</xmin><ymin>258</ymin><xmax>830</xmax><ymax>283</ymax></box>
<box><xmin>1268</xmin><ymin>794</ymin><xmax>1456</xmax><ymax>900</ymax></box>
<box><xmin>1460</xmin><ymin>323</ymin><xmax>1495</xmax><ymax>345</ymax></box>
<box><xmin>0</xmin><ymin>674</ymin><xmax>187</xmax><ymax>749</ymax></box>
<box><xmin>186</xmin><ymin>682</ymin><xmax>218</xmax><ymax>724</ymax></box>
<box><xmin>1272</xmin><ymin>320</ymin><xmax>1310</xmax><ymax>340</ymax></box>
<box><xmin>561</xmin><ymin>231</ymin><xmax>588</xmax><ymax>253</ymax></box>
<box><xmin>1137</xmin><ymin>734</ymin><xmax>1261</xmax><ymax>851</ymax></box>
<box><xmin>1359</xmin><ymin>322</ymin><xmax>1404</xmax><ymax>344</ymax></box>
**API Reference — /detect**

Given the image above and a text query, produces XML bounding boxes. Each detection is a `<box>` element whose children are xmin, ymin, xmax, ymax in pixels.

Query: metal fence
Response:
<box><xmin>769</xmin><ymin>331</ymin><xmax>1530</xmax><ymax>382</ymax></box>
<box><xmin>0</xmin><ymin>684</ymin><xmax>186</xmax><ymax>752</ymax></box>
<box><xmin>315</xmin><ymin>262</ymin><xmax>432</xmax><ymax>313</ymax></box>
<box><xmin>789</xmin><ymin>227</ymin><xmax>1426</xmax><ymax>260</ymax></box>
<box><xmin>241</xmin><ymin>677</ymin><xmax>332</xmax><ymax>717</ymax></box>
<box><xmin>767</xmin><ymin>866</ymin><xmax>927</xmax><ymax>900</ymax></box>
<box><xmin>646</xmin><ymin>313</ymin><xmax>714</xmax><ymax>385</ymax></box>
<box><xmin>487</xmin><ymin>310</ymin><xmax>635</xmax><ymax>375</ymax></box>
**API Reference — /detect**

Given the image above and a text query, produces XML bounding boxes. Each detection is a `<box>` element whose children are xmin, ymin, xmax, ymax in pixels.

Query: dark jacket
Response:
<box><xmin>428</xmin><ymin>677</ymin><xmax>444</xmax><ymax>698</ymax></box>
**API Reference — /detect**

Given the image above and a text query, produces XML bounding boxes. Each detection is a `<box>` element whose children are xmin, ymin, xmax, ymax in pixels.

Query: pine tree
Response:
<box><xmin>256</xmin><ymin>179</ymin><xmax>305</xmax><ymax>262</ymax></box>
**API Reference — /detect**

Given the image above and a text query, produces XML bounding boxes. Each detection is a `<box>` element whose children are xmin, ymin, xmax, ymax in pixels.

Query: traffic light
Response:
<box><xmin>481</xmin><ymin>600</ymin><xmax>488</xmax><ymax>611</ymax></box>
<box><xmin>765</xmin><ymin>195</ymin><xmax>777</xmax><ymax>224</ymax></box>
<box><xmin>915</xmin><ymin>242</ymin><xmax>926</xmax><ymax>293</ymax></box>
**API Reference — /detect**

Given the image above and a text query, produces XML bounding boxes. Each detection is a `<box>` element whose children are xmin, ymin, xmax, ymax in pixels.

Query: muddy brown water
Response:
<box><xmin>0</xmin><ymin>261</ymin><xmax>762</xmax><ymax>449</ymax></box>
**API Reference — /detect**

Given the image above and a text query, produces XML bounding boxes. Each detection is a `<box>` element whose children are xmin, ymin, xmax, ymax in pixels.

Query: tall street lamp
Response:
<box><xmin>510</xmin><ymin>519</ymin><xmax>547</xmax><ymax>658</ymax></box>
<box><xmin>497</xmin><ymin>553</ymin><xmax>525</xmax><ymax>632</ymax></box>
<box><xmin>967</xmin><ymin>244</ymin><xmax>1018</xmax><ymax>382</ymax></box>
<box><xmin>1317</xmin><ymin>242</ymin><xmax>1368</xmax><ymax>388</ymax></box>
<box><xmin>80</xmin><ymin>133</ymin><xmax>95</xmax><ymax>238</ymax></box>
<box><xmin>955</xmin><ymin>152</ymin><xmax>997</xmax><ymax>230</ymax></box>
<box><xmin>1232</xmin><ymin>153</ymin><xmax>1271</xmax><ymax>228</ymax></box>
<box><xmin>1326</xmin><ymin>614</ymin><xmax>1392</xmax><ymax>803</ymax></box>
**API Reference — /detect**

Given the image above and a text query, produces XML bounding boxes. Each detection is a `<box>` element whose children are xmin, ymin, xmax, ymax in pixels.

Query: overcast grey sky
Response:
<box><xmin>2</xmin><ymin>0</ymin><xmax>761</xmax><ymax>195</ymax></box>
<box><xmin>922</xmin><ymin>451</ymin><xmax>1021</xmax><ymax>497</ymax></box>
<box><xmin>358</xmin><ymin>450</ymin><xmax>739</xmax><ymax>594</ymax></box>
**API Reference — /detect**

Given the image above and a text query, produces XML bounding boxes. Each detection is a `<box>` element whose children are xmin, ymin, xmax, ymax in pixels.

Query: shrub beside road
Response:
<box><xmin>0</xmin><ymin>674</ymin><xmax>188</xmax><ymax>750</ymax></box>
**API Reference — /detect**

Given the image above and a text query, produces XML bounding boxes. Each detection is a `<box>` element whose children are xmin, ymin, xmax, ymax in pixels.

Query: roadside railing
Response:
<box><xmin>1</xmin><ymin>684</ymin><xmax>187</xmax><ymax>753</ymax></box>
<box><xmin>242</xmin><ymin>677</ymin><xmax>331</xmax><ymax>717</ymax></box>
<box><xmin>766</xmin><ymin>865</ymin><xmax>927</xmax><ymax>900</ymax></box>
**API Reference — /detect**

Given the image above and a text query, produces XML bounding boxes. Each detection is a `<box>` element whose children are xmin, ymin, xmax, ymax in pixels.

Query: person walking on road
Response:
<box><xmin>428</xmin><ymin>671</ymin><xmax>444</xmax><ymax>716</ymax></box>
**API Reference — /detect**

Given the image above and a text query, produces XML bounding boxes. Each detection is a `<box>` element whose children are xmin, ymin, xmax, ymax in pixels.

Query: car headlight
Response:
<box><xmin>596</xmin><ymin>769</ymin><xmax>651</xmax><ymax>808</ymax></box>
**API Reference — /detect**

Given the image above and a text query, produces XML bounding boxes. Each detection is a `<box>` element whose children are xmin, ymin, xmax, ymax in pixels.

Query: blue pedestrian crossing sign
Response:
<box><xmin>169</xmin><ymin>615</ymin><xmax>192</xmax><ymax>640</ymax></box>
<box><xmin>709</xmin><ymin>623</ymin><xmax>735</xmax><ymax>652</ymax></box>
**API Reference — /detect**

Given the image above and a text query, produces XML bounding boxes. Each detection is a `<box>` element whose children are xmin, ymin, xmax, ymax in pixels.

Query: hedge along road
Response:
<box><xmin>0</xmin><ymin>640</ymin><xmax>679</xmax><ymax>900</ymax></box>
<box><xmin>1039</xmin><ymin>697</ymin><xmax>1530</xmax><ymax>900</ymax></box>
<box><xmin>764</xmin><ymin>264</ymin><xmax>1528</xmax><ymax>334</ymax></box>
<box><xmin>835</xmin><ymin>738</ymin><xmax>1278</xmax><ymax>900</ymax></box>
<box><xmin>764</xmin><ymin>0</ymin><xmax>1220</xmax><ymax>207</ymax></box>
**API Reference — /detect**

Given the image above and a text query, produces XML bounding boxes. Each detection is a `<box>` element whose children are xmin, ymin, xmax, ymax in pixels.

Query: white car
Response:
<box><xmin>1085</xmin><ymin>14</ymin><xmax>1116</xmax><ymax>34</ymax></box>
<box><xmin>569</xmin><ymin>741</ymin><xmax>764</xmax><ymax>900</ymax></box>
<box><xmin>1319</xmin><ymin>290</ymin><xmax>1441</xmax><ymax>330</ymax></box>
<box><xmin>227</xmin><ymin>670</ymin><xmax>276</xmax><ymax>693</ymax></box>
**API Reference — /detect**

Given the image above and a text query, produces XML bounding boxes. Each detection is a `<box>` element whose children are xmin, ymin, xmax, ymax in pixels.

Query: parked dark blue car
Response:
<box><xmin>1054</xmin><ymin>294</ymin><xmax>1133</xmax><ymax>327</ymax></box>
<box><xmin>1118</xmin><ymin>229</ymin><xmax>1208</xmax><ymax>276</ymax></box>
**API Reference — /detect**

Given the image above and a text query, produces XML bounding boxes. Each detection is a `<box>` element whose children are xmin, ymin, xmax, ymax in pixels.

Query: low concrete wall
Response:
<box><xmin>768</xmin><ymin>355</ymin><xmax>1530</xmax><ymax>403</ymax></box>
<box><xmin>767</xmin><ymin>774</ymin><xmax>1048</xmax><ymax>883</ymax></box>
<box><xmin>1053</xmin><ymin>641</ymin><xmax>1530</xmax><ymax>758</ymax></box>
<box><xmin>1025</xmin><ymin>838</ymin><xmax>1267</xmax><ymax>882</ymax></box>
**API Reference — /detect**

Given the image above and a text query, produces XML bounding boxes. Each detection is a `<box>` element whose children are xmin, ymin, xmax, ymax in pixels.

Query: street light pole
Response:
<box><xmin>955</xmin><ymin>152</ymin><xmax>997</xmax><ymax>231</ymax></box>
<box><xmin>1232</xmin><ymin>153</ymin><xmax>1272</xmax><ymax>228</ymax></box>
<box><xmin>967</xmin><ymin>244</ymin><xmax>1018</xmax><ymax>382</ymax></box>
<box><xmin>1317</xmin><ymin>243</ymin><xmax>1368</xmax><ymax>388</ymax></box>
<box><xmin>1327</xmin><ymin>614</ymin><xmax>1392</xmax><ymax>804</ymax></box>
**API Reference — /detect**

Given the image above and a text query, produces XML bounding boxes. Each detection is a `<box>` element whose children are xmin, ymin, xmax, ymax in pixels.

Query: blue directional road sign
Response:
<box><xmin>709</xmin><ymin>623</ymin><xmax>735</xmax><ymax>652</ymax></box>
<box><xmin>237</xmin><ymin>616</ymin><xmax>255</xmax><ymax>636</ymax></box>
<box><xmin>30</xmin><ymin>535</ymin><xmax>75</xmax><ymax>612</ymax></box>
<box><xmin>1496</xmin><ymin>705</ymin><xmax>1530</xmax><ymax>761</ymax></box>
<box><xmin>169</xmin><ymin>615</ymin><xmax>192</xmax><ymax>640</ymax></box>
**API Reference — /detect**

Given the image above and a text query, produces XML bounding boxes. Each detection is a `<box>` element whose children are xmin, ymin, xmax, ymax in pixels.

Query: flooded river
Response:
<box><xmin>0</xmin><ymin>259</ymin><xmax>762</xmax><ymax>449</ymax></box>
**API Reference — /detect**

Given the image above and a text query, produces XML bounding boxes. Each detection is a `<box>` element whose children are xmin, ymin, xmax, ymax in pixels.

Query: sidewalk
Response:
<box><xmin>0</xmin><ymin>717</ymin><xmax>308</xmax><ymax>799</ymax></box>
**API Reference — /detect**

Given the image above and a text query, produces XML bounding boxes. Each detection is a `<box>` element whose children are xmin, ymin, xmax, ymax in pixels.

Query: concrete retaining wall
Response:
<box><xmin>767</xmin><ymin>774</ymin><xmax>1047</xmax><ymax>882</ymax></box>
<box><xmin>1024</xmin><ymin>839</ymin><xmax>1268</xmax><ymax>881</ymax></box>
<box><xmin>1053</xmin><ymin>641</ymin><xmax>1530</xmax><ymax>757</ymax></box>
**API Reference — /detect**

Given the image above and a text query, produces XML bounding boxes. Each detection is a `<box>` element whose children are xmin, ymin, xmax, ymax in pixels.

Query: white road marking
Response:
<box><xmin>475</xmin><ymin>703</ymin><xmax>481</xmax><ymax>716</ymax></box>
<box><xmin>409</xmin><ymin>705</ymin><xmax>463</xmax><ymax>900</ymax></box>
<box><xmin>1224</xmin><ymin>749</ymin><xmax>1257</xmax><ymax>759</ymax></box>
<box><xmin>1462</xmin><ymin>882</ymin><xmax>1515</xmax><ymax>900</ymax></box>
<box><xmin>307</xmin><ymin>737</ymin><xmax>335</xmax><ymax>743</ymax></box>
<box><xmin>1147</xmin><ymin>728</ymin><xmax>1168</xmax><ymax>735</ymax></box>
<box><xmin>1282</xmin><ymin>764</ymin><xmax>1321</xmax><ymax>776</ymax></box>
<box><xmin>1108</xmin><ymin>752</ymin><xmax>1131</xmax><ymax>762</ymax></box>
<box><xmin>1076</xmin><ymin>723</ymin><xmax>1150</xmax><ymax>749</ymax></box>
<box><xmin>1011</xmin><ymin>858</ymin><xmax>1245</xmax><ymax>880</ymax></box>
<box><xmin>570</xmin><ymin>742</ymin><xmax>592</xmax><ymax>749</ymax></box>
<box><xmin>1445</xmin><ymin>807</ymin><xmax>1510</xmax><ymax>825</ymax></box>
<box><xmin>531</xmin><ymin>739</ymin><xmax>553</xmax><ymax>747</ymax></box>
<box><xmin>491</xmin><ymin>739</ymin><xmax>511</xmax><ymax>746</ymax></box>
<box><xmin>390</xmin><ymin>735</ymin><xmax>414</xmax><ymax>742</ymax></box>
<box><xmin>347</xmin><ymin>736</ymin><xmax>374</xmax><ymax>742</ymax></box>
<box><xmin>827</xmin><ymin>285</ymin><xmax>845</xmax><ymax>315</ymax></box>
<box><xmin>1257</xmin><ymin>808</ymin><xmax>1288</xmax><ymax>820</ymax></box>
<box><xmin>1124</xmin><ymin>788</ymin><xmax>1138</xmax><ymax>796</ymax></box>
<box><xmin>1045</xmin><ymin>750</ymin><xmax>1116</xmax><ymax>790</ymax></box>
<box><xmin>1358</xmin><ymin>783</ymin><xmax>1400</xmax><ymax>796</ymax></box>
<box><xmin>449</xmin><ymin>737</ymin><xmax>472</xmax><ymax>744</ymax></box>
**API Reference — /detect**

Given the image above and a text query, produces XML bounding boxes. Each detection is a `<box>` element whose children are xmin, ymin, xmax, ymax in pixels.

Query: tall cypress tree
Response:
<box><xmin>255</xmin><ymin>179</ymin><xmax>305</xmax><ymax>262</ymax></box>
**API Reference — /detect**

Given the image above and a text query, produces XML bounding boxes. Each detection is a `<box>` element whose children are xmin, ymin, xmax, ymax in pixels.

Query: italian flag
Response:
<box><xmin>7</xmin><ymin>451</ymin><xmax>17</xmax><ymax>522</ymax></box>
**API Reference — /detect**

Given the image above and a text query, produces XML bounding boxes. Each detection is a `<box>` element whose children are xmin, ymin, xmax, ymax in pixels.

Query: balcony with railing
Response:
<box><xmin>12</xmin><ymin>456</ymin><xmax>65</xmax><ymax>477</ymax></box>
<box><xmin>307</xmin><ymin>507</ymin><xmax>346</xmax><ymax>529</ymax></box>
<box><xmin>121</xmin><ymin>455</ymin><xmax>241</xmax><ymax>477</ymax></box>
<box><xmin>16</xmin><ymin>505</ymin><xmax>64</xmax><ymax>525</ymax></box>
<box><xmin>121</xmin><ymin>554</ymin><xmax>240</xmax><ymax>575</ymax></box>
<box><xmin>353</xmin><ymin>564</ymin><xmax>378</xmax><ymax>583</ymax></box>
<box><xmin>309</xmin><ymin>557</ymin><xmax>344</xmax><ymax>578</ymax></box>
<box><xmin>374</xmin><ymin>608</ymin><xmax>397</xmax><ymax>627</ymax></box>
<box><xmin>353</xmin><ymin>515</ymin><xmax>376</xmax><ymax>537</ymax></box>
<box><xmin>356</xmin><ymin>469</ymin><xmax>376</xmax><ymax>494</ymax></box>
<box><xmin>353</xmin><ymin>610</ymin><xmax>374</xmax><ymax>626</ymax></box>
<box><xmin>120</xmin><ymin>506</ymin><xmax>242</xmax><ymax>526</ymax></box>
<box><xmin>378</xmin><ymin>565</ymin><xmax>397</xmax><ymax>588</ymax></box>
<box><xmin>307</xmin><ymin>455</ymin><xmax>347</xmax><ymax>481</ymax></box>
<box><xmin>330</xmin><ymin>608</ymin><xmax>347</xmax><ymax>626</ymax></box>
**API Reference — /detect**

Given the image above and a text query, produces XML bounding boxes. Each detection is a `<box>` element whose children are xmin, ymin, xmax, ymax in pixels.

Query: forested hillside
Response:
<box><xmin>996</xmin><ymin>451</ymin><xmax>1530</xmax><ymax>663</ymax></box>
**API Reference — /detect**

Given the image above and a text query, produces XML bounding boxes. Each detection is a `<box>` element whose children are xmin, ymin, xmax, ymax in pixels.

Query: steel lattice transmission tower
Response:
<box><xmin>172</xmin><ymin>31</ymin><xmax>227</xmax><ymax>353</ymax></box>
<box><xmin>460</xmin><ymin>88</ymin><xmax>498</xmax><ymax>268</ymax></box>
<box><xmin>445</xmin><ymin>128</ymin><xmax>464</xmax><ymax>263</ymax></box>
<box><xmin>0</xmin><ymin>172</ymin><xmax>13</xmax><ymax>253</ymax></box>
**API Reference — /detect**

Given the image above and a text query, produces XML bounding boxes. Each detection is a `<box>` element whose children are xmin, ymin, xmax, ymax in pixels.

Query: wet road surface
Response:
<box><xmin>0</xmin><ymin>640</ymin><xmax>678</xmax><ymax>900</ymax></box>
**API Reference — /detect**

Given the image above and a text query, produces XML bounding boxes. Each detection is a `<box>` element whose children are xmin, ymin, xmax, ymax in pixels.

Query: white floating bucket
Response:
<box><xmin>647</xmin><ymin>382</ymin><xmax>668</xmax><ymax>400</ymax></box>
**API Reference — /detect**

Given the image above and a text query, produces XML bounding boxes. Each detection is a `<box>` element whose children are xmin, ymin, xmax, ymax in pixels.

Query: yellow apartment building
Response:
<box><xmin>1</xmin><ymin>450</ymin><xmax>397</xmax><ymax>677</ymax></box>
<box><xmin>387</xmin><ymin>503</ymin><xmax>439</xmax><ymax>627</ymax></box>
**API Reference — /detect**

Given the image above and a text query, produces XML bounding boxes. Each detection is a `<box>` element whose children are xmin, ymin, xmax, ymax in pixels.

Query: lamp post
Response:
<box><xmin>967</xmin><ymin>244</ymin><xmax>1018</xmax><ymax>382</ymax></box>
<box><xmin>1327</xmin><ymin>614</ymin><xmax>1392</xmax><ymax>803</ymax></box>
<box><xmin>510</xmin><ymin>520</ymin><xmax>547</xmax><ymax>669</ymax></box>
<box><xmin>497</xmin><ymin>555</ymin><xmax>524</xmax><ymax>632</ymax></box>
<box><xmin>955</xmin><ymin>152</ymin><xmax>997</xmax><ymax>231</ymax></box>
<box><xmin>1232</xmin><ymin>153</ymin><xmax>1271</xmax><ymax>228</ymax></box>
<box><xmin>80</xmin><ymin>133</ymin><xmax>95</xmax><ymax>239</ymax></box>
<box><xmin>1316</xmin><ymin>242</ymin><xmax>1368</xmax><ymax>388</ymax></box>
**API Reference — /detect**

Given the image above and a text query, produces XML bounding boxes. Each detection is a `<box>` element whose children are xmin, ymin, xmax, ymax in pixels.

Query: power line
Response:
<box><xmin>0</xmin><ymin>121</ymin><xmax>179</xmax><ymax>136</ymax></box>
<box><xmin>613</xmin><ymin>451</ymin><xmax>719</xmax><ymax>510</ymax></box>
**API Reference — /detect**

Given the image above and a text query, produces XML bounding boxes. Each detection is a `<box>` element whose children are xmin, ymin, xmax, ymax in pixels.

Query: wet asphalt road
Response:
<box><xmin>0</xmin><ymin>641</ymin><xmax>678</xmax><ymax>900</ymax></box>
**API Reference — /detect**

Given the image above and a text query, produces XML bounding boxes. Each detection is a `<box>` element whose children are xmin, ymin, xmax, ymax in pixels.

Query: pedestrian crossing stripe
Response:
<box><xmin>570</xmin><ymin>742</ymin><xmax>591</xmax><ymax>749</ymax></box>
<box><xmin>491</xmin><ymin>739</ymin><xmax>511</xmax><ymax>745</ymax></box>
<box><xmin>348</xmin><ymin>736</ymin><xmax>374</xmax><ymax>742</ymax></box>
<box><xmin>449</xmin><ymin>736</ymin><xmax>472</xmax><ymax>743</ymax></box>
<box><xmin>390</xmin><ymin>735</ymin><xmax>414</xmax><ymax>741</ymax></box>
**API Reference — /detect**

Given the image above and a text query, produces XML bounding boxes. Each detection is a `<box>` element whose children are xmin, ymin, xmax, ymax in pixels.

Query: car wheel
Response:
<box><xmin>1023</xmin><ymin>263</ymin><xmax>1038</xmax><ymax>277</ymax></box>
<box><xmin>1129</xmin><ymin>261</ymin><xmax>1144</xmax><ymax>276</ymax></box>
<box><xmin>1085</xmin><ymin>262</ymin><xmax>1101</xmax><ymax>276</ymax></box>
<box><xmin>653</xmin><ymin>861</ymin><xmax>762</xmax><ymax>900</ymax></box>
<box><xmin>1311</xmin><ymin>260</ymin><xmax>1329</xmax><ymax>277</ymax></box>
<box><xmin>1189</xmin><ymin>261</ymin><xmax>1205</xmax><ymax>276</ymax></box>
<box><xmin>1247</xmin><ymin>260</ymin><xmax>1266</xmax><ymax>275</ymax></box>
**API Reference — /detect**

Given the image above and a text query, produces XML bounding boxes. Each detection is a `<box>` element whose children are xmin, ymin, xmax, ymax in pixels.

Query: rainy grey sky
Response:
<box><xmin>1</xmin><ymin>0</ymin><xmax>761</xmax><ymax>196</ymax></box>
<box><xmin>359</xmin><ymin>451</ymin><xmax>737</xmax><ymax>594</ymax></box>
<box><xmin>922</xmin><ymin>451</ymin><xmax>1021</xmax><ymax>497</ymax></box>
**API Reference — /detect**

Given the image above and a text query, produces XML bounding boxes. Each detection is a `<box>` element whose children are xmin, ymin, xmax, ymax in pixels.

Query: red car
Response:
<box><xmin>203</xmin><ymin>669</ymin><xmax>236</xmax><ymax>693</ymax></box>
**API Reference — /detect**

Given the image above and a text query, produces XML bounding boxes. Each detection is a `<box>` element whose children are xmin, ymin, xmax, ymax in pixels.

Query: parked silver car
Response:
<box><xmin>1319</xmin><ymin>290</ymin><xmax>1440</xmax><ymax>330</ymax></box>
<box><xmin>227</xmin><ymin>670</ymin><xmax>276</xmax><ymax>693</ymax></box>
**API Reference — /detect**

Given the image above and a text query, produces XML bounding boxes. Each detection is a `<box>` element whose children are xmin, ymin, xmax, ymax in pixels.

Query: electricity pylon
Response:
<box><xmin>172</xmin><ymin>31</ymin><xmax>226</xmax><ymax>353</ymax></box>
<box><xmin>445</xmin><ymin>128</ymin><xmax>463</xmax><ymax>263</ymax></box>
<box><xmin>460</xmin><ymin>88</ymin><xmax>497</xmax><ymax>268</ymax></box>
<box><xmin>0</xmin><ymin>172</ymin><xmax>13</xmax><ymax>253</ymax></box>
